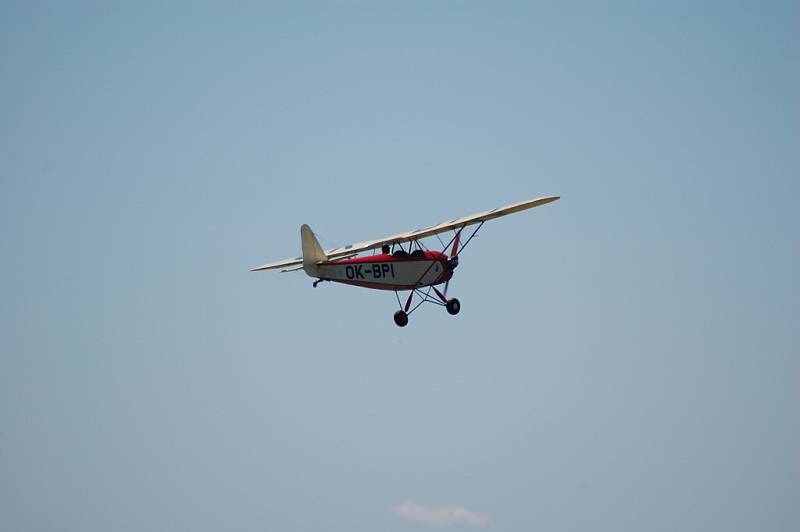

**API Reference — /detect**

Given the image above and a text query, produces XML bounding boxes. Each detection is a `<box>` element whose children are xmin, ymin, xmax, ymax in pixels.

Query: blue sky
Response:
<box><xmin>1</xmin><ymin>2</ymin><xmax>798</xmax><ymax>531</ymax></box>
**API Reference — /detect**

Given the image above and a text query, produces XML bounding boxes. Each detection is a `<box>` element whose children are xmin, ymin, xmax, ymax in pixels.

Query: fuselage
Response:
<box><xmin>316</xmin><ymin>250</ymin><xmax>454</xmax><ymax>291</ymax></box>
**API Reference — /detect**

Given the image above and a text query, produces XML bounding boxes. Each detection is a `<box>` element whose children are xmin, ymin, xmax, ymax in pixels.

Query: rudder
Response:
<box><xmin>301</xmin><ymin>224</ymin><xmax>326</xmax><ymax>277</ymax></box>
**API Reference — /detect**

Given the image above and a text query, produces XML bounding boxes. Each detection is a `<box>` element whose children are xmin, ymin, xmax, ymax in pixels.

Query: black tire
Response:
<box><xmin>446</xmin><ymin>298</ymin><xmax>461</xmax><ymax>315</ymax></box>
<box><xmin>393</xmin><ymin>310</ymin><xmax>409</xmax><ymax>327</ymax></box>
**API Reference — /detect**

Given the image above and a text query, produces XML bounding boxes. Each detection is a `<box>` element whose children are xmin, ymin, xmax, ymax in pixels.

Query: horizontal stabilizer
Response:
<box><xmin>251</xmin><ymin>257</ymin><xmax>302</xmax><ymax>271</ymax></box>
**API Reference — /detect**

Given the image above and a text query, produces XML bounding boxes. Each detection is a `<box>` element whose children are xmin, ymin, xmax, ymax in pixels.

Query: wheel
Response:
<box><xmin>446</xmin><ymin>298</ymin><xmax>461</xmax><ymax>315</ymax></box>
<box><xmin>393</xmin><ymin>310</ymin><xmax>409</xmax><ymax>327</ymax></box>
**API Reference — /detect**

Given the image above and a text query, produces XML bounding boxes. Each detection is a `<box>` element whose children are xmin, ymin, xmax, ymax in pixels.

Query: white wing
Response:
<box><xmin>322</xmin><ymin>195</ymin><xmax>560</xmax><ymax>259</ymax></box>
<box><xmin>251</xmin><ymin>195</ymin><xmax>559</xmax><ymax>271</ymax></box>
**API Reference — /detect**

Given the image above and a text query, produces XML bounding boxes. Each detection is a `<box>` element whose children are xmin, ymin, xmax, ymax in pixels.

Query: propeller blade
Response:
<box><xmin>404</xmin><ymin>291</ymin><xmax>414</xmax><ymax>312</ymax></box>
<box><xmin>450</xmin><ymin>229</ymin><xmax>462</xmax><ymax>257</ymax></box>
<box><xmin>444</xmin><ymin>228</ymin><xmax>463</xmax><ymax>299</ymax></box>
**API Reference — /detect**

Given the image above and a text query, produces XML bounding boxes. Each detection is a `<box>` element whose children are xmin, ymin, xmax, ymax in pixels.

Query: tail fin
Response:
<box><xmin>301</xmin><ymin>224</ymin><xmax>327</xmax><ymax>277</ymax></box>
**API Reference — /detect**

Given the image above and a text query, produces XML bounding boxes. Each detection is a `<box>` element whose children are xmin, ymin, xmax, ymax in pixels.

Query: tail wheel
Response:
<box><xmin>446</xmin><ymin>298</ymin><xmax>461</xmax><ymax>315</ymax></box>
<box><xmin>393</xmin><ymin>310</ymin><xmax>409</xmax><ymax>327</ymax></box>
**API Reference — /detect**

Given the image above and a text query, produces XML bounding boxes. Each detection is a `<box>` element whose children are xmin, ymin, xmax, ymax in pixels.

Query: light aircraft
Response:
<box><xmin>252</xmin><ymin>195</ymin><xmax>559</xmax><ymax>326</ymax></box>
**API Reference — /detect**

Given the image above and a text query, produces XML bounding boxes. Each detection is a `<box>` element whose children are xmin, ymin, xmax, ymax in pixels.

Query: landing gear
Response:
<box><xmin>393</xmin><ymin>310</ymin><xmax>409</xmax><ymax>327</ymax></box>
<box><xmin>446</xmin><ymin>298</ymin><xmax>461</xmax><ymax>315</ymax></box>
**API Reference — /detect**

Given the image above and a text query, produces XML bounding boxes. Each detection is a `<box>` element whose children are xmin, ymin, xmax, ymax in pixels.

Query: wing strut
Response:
<box><xmin>453</xmin><ymin>221</ymin><xmax>483</xmax><ymax>258</ymax></box>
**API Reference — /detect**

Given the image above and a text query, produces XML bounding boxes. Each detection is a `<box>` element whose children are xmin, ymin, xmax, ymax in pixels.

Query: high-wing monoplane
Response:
<box><xmin>252</xmin><ymin>195</ymin><xmax>559</xmax><ymax>326</ymax></box>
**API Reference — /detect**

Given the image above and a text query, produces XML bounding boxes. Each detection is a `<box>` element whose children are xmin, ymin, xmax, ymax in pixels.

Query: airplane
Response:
<box><xmin>252</xmin><ymin>195</ymin><xmax>560</xmax><ymax>326</ymax></box>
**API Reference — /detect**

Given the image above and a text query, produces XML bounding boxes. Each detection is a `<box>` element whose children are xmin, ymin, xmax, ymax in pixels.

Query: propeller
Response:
<box><xmin>450</xmin><ymin>229</ymin><xmax>461</xmax><ymax>259</ymax></box>
<box><xmin>444</xmin><ymin>229</ymin><xmax>463</xmax><ymax>298</ymax></box>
